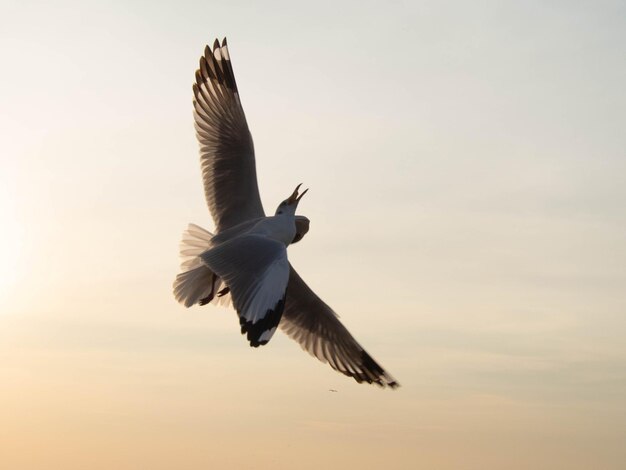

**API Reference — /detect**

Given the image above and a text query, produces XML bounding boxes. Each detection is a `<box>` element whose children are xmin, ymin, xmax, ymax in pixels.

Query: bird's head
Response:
<box><xmin>275</xmin><ymin>183</ymin><xmax>308</xmax><ymax>216</ymax></box>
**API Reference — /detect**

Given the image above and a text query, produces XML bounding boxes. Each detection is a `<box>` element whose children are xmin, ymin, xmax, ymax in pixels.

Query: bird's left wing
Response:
<box><xmin>201</xmin><ymin>234</ymin><xmax>289</xmax><ymax>346</ymax></box>
<box><xmin>280</xmin><ymin>268</ymin><xmax>399</xmax><ymax>388</ymax></box>
<box><xmin>194</xmin><ymin>39</ymin><xmax>265</xmax><ymax>231</ymax></box>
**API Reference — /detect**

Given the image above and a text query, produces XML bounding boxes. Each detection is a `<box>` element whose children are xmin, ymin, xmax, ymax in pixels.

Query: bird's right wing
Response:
<box><xmin>201</xmin><ymin>234</ymin><xmax>289</xmax><ymax>347</ymax></box>
<box><xmin>193</xmin><ymin>38</ymin><xmax>265</xmax><ymax>231</ymax></box>
<box><xmin>280</xmin><ymin>268</ymin><xmax>399</xmax><ymax>388</ymax></box>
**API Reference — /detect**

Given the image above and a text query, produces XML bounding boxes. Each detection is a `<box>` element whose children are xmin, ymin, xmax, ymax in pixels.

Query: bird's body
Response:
<box><xmin>173</xmin><ymin>38</ymin><xmax>398</xmax><ymax>388</ymax></box>
<box><xmin>247</xmin><ymin>214</ymin><xmax>297</xmax><ymax>246</ymax></box>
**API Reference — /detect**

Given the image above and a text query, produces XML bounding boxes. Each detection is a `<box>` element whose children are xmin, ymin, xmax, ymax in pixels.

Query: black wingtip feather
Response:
<box><xmin>194</xmin><ymin>39</ymin><xmax>239</xmax><ymax>95</ymax></box>
<box><xmin>357</xmin><ymin>351</ymin><xmax>400</xmax><ymax>389</ymax></box>
<box><xmin>240</xmin><ymin>297</ymin><xmax>286</xmax><ymax>347</ymax></box>
<box><xmin>199</xmin><ymin>56</ymin><xmax>210</xmax><ymax>81</ymax></box>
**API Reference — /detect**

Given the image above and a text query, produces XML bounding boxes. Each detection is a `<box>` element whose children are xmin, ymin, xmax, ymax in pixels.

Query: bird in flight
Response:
<box><xmin>173</xmin><ymin>38</ymin><xmax>398</xmax><ymax>388</ymax></box>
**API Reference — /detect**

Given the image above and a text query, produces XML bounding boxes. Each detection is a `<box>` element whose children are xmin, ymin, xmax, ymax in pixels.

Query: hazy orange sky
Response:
<box><xmin>1</xmin><ymin>1</ymin><xmax>625</xmax><ymax>469</ymax></box>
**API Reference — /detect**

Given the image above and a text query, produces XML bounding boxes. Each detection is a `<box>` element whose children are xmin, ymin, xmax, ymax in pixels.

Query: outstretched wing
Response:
<box><xmin>193</xmin><ymin>38</ymin><xmax>265</xmax><ymax>231</ymax></box>
<box><xmin>201</xmin><ymin>234</ymin><xmax>289</xmax><ymax>347</ymax></box>
<box><xmin>280</xmin><ymin>268</ymin><xmax>399</xmax><ymax>388</ymax></box>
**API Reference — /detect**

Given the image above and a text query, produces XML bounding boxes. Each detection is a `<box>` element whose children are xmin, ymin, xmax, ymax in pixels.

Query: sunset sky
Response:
<box><xmin>1</xmin><ymin>1</ymin><xmax>625</xmax><ymax>469</ymax></box>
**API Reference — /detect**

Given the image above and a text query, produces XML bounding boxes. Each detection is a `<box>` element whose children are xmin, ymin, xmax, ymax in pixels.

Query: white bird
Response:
<box><xmin>173</xmin><ymin>38</ymin><xmax>398</xmax><ymax>388</ymax></box>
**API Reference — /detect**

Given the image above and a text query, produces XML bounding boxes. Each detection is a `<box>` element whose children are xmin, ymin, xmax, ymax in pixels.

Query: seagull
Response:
<box><xmin>173</xmin><ymin>38</ymin><xmax>398</xmax><ymax>388</ymax></box>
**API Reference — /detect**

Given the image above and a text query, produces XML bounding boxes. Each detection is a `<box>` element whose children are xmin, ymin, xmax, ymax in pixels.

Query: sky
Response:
<box><xmin>1</xmin><ymin>0</ymin><xmax>625</xmax><ymax>468</ymax></box>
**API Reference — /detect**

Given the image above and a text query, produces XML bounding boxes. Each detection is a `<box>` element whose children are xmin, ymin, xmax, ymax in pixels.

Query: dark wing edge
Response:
<box><xmin>201</xmin><ymin>234</ymin><xmax>289</xmax><ymax>348</ymax></box>
<box><xmin>280</xmin><ymin>267</ymin><xmax>400</xmax><ymax>388</ymax></box>
<box><xmin>193</xmin><ymin>38</ymin><xmax>265</xmax><ymax>231</ymax></box>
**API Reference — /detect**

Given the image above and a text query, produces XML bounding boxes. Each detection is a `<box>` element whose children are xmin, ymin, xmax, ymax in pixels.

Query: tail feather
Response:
<box><xmin>174</xmin><ymin>265</ymin><xmax>216</xmax><ymax>307</ymax></box>
<box><xmin>179</xmin><ymin>223</ymin><xmax>215</xmax><ymax>270</ymax></box>
<box><xmin>173</xmin><ymin>223</ymin><xmax>231</xmax><ymax>307</ymax></box>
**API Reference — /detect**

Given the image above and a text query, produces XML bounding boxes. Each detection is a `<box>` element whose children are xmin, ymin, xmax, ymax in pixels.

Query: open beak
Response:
<box><xmin>287</xmin><ymin>183</ymin><xmax>309</xmax><ymax>205</ymax></box>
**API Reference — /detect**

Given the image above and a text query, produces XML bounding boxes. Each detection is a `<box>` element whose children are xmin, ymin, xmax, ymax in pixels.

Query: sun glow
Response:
<box><xmin>0</xmin><ymin>193</ymin><xmax>22</xmax><ymax>306</ymax></box>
